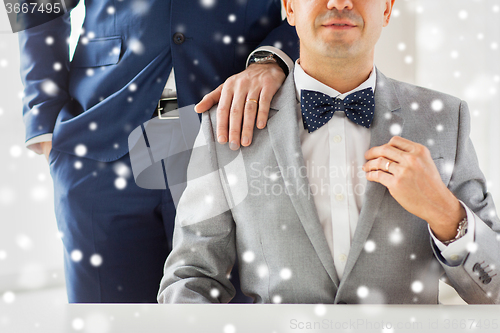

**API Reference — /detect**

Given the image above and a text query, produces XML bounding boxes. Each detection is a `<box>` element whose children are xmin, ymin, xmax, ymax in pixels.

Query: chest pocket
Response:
<box><xmin>71</xmin><ymin>36</ymin><xmax>122</xmax><ymax>68</ymax></box>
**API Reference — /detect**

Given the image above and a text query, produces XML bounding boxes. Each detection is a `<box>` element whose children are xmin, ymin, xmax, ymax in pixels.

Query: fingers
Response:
<box><xmin>240</xmin><ymin>94</ymin><xmax>259</xmax><ymax>147</ymax></box>
<box><xmin>198</xmin><ymin>83</ymin><xmax>231</xmax><ymax>144</ymax></box>
<box><xmin>365</xmin><ymin>145</ymin><xmax>402</xmax><ymax>164</ymax></box>
<box><xmin>195</xmin><ymin>84</ymin><xmax>223</xmax><ymax>113</ymax></box>
<box><xmin>240</xmin><ymin>84</ymin><xmax>277</xmax><ymax>146</ymax></box>
<box><xmin>363</xmin><ymin>156</ymin><xmax>396</xmax><ymax>188</ymax></box>
<box><xmin>387</xmin><ymin>136</ymin><xmax>415</xmax><ymax>153</ymax></box>
<box><xmin>215</xmin><ymin>84</ymin><xmax>233</xmax><ymax>145</ymax></box>
<box><xmin>365</xmin><ymin>169</ymin><xmax>393</xmax><ymax>188</ymax></box>
<box><xmin>364</xmin><ymin>136</ymin><xmax>410</xmax><ymax>162</ymax></box>
<box><xmin>389</xmin><ymin>136</ymin><xmax>432</xmax><ymax>162</ymax></box>
<box><xmin>209</xmin><ymin>63</ymin><xmax>285</xmax><ymax>148</ymax></box>
<box><xmin>227</xmin><ymin>88</ymin><xmax>247</xmax><ymax>150</ymax></box>
<box><xmin>255</xmin><ymin>86</ymin><xmax>273</xmax><ymax>130</ymax></box>
<box><xmin>366</xmin><ymin>137</ymin><xmax>432</xmax><ymax>172</ymax></box>
<box><xmin>363</xmin><ymin>156</ymin><xmax>398</xmax><ymax>175</ymax></box>
<box><xmin>365</xmin><ymin>136</ymin><xmax>412</xmax><ymax>163</ymax></box>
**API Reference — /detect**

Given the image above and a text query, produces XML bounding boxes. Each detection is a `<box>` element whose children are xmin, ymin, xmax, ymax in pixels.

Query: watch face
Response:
<box><xmin>253</xmin><ymin>51</ymin><xmax>273</xmax><ymax>58</ymax></box>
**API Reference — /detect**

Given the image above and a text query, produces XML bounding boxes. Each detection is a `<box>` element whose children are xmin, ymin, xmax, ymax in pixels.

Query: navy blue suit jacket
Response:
<box><xmin>19</xmin><ymin>0</ymin><xmax>299</xmax><ymax>161</ymax></box>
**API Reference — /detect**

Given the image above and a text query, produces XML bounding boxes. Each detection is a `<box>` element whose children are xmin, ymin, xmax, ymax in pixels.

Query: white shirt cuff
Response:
<box><xmin>26</xmin><ymin>134</ymin><xmax>53</xmax><ymax>155</ymax></box>
<box><xmin>429</xmin><ymin>200</ymin><xmax>475</xmax><ymax>266</ymax></box>
<box><xmin>246</xmin><ymin>46</ymin><xmax>294</xmax><ymax>75</ymax></box>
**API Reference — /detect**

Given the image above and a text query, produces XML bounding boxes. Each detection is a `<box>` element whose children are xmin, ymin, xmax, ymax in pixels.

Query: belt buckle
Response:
<box><xmin>157</xmin><ymin>97</ymin><xmax>179</xmax><ymax>119</ymax></box>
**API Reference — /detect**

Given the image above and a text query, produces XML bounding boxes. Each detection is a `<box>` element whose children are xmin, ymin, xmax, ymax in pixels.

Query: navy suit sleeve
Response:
<box><xmin>18</xmin><ymin>4</ymin><xmax>80</xmax><ymax>143</ymax></box>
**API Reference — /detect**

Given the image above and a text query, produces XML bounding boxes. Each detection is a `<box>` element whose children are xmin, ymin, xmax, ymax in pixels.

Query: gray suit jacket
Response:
<box><xmin>158</xmin><ymin>69</ymin><xmax>500</xmax><ymax>304</ymax></box>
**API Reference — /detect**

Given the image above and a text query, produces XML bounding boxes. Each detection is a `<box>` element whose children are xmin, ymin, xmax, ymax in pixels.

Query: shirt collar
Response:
<box><xmin>293</xmin><ymin>60</ymin><xmax>377</xmax><ymax>102</ymax></box>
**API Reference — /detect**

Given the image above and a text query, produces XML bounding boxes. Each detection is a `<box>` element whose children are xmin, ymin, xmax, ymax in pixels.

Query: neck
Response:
<box><xmin>299</xmin><ymin>52</ymin><xmax>374</xmax><ymax>94</ymax></box>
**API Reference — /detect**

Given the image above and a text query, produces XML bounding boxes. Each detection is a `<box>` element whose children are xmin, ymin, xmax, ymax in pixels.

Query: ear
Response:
<box><xmin>383</xmin><ymin>0</ymin><xmax>395</xmax><ymax>27</ymax></box>
<box><xmin>283</xmin><ymin>0</ymin><xmax>296</xmax><ymax>26</ymax></box>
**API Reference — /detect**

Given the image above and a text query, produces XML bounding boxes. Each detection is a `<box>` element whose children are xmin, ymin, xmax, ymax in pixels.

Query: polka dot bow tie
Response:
<box><xmin>300</xmin><ymin>88</ymin><xmax>375</xmax><ymax>133</ymax></box>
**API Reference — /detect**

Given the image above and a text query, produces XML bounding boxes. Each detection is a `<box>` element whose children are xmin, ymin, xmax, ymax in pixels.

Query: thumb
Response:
<box><xmin>194</xmin><ymin>84</ymin><xmax>223</xmax><ymax>113</ymax></box>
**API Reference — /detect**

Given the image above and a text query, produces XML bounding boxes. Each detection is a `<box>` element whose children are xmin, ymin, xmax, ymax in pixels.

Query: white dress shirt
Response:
<box><xmin>293</xmin><ymin>61</ymin><xmax>474</xmax><ymax>279</ymax></box>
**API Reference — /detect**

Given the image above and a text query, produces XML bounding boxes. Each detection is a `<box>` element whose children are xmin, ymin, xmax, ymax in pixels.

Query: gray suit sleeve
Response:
<box><xmin>157</xmin><ymin>110</ymin><xmax>237</xmax><ymax>304</ymax></box>
<box><xmin>432</xmin><ymin>100</ymin><xmax>500</xmax><ymax>304</ymax></box>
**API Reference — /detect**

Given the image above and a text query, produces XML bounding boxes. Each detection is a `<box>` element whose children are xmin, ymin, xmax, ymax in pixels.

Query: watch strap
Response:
<box><xmin>248</xmin><ymin>51</ymin><xmax>289</xmax><ymax>76</ymax></box>
<box><xmin>442</xmin><ymin>216</ymin><xmax>469</xmax><ymax>245</ymax></box>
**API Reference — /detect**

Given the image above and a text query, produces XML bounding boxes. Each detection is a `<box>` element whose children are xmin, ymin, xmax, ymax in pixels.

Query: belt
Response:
<box><xmin>156</xmin><ymin>97</ymin><xmax>179</xmax><ymax>119</ymax></box>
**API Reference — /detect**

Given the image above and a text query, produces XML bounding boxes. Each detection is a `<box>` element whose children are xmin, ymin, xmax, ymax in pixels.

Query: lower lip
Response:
<box><xmin>324</xmin><ymin>25</ymin><xmax>355</xmax><ymax>30</ymax></box>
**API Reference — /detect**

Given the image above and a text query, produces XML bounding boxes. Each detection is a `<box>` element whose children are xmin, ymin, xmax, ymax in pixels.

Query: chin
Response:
<box><xmin>323</xmin><ymin>44</ymin><xmax>355</xmax><ymax>58</ymax></box>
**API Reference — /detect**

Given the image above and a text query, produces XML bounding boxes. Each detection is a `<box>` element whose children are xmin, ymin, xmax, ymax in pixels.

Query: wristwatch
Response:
<box><xmin>442</xmin><ymin>216</ymin><xmax>468</xmax><ymax>245</ymax></box>
<box><xmin>248</xmin><ymin>51</ymin><xmax>289</xmax><ymax>76</ymax></box>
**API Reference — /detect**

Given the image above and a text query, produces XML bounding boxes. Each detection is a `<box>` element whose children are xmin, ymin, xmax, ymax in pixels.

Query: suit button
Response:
<box><xmin>173</xmin><ymin>32</ymin><xmax>185</xmax><ymax>45</ymax></box>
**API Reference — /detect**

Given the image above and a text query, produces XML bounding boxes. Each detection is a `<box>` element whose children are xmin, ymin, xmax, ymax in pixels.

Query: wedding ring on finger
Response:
<box><xmin>385</xmin><ymin>160</ymin><xmax>392</xmax><ymax>172</ymax></box>
<box><xmin>246</xmin><ymin>98</ymin><xmax>258</xmax><ymax>105</ymax></box>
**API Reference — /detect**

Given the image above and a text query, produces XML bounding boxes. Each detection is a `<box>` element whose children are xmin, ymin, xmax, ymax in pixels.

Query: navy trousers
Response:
<box><xmin>49</xmin><ymin>148</ymin><xmax>175</xmax><ymax>302</ymax></box>
<box><xmin>49</xmin><ymin>148</ymin><xmax>249</xmax><ymax>303</ymax></box>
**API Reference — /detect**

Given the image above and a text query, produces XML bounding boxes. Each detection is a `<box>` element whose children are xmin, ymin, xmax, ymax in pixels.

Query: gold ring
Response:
<box><xmin>385</xmin><ymin>161</ymin><xmax>392</xmax><ymax>172</ymax></box>
<box><xmin>246</xmin><ymin>98</ymin><xmax>258</xmax><ymax>105</ymax></box>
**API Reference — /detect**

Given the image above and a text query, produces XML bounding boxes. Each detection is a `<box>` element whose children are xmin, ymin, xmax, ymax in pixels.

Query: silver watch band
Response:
<box><xmin>442</xmin><ymin>216</ymin><xmax>468</xmax><ymax>245</ymax></box>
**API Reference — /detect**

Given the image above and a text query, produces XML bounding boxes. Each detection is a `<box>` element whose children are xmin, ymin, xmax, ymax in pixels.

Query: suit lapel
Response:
<box><xmin>338</xmin><ymin>69</ymin><xmax>404</xmax><ymax>290</ymax></box>
<box><xmin>267</xmin><ymin>74</ymin><xmax>341</xmax><ymax>288</ymax></box>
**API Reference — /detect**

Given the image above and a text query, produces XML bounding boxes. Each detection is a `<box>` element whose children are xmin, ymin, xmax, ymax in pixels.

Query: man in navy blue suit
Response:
<box><xmin>18</xmin><ymin>0</ymin><xmax>298</xmax><ymax>302</ymax></box>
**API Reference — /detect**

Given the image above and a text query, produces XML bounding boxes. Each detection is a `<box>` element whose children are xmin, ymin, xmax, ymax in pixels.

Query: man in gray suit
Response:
<box><xmin>158</xmin><ymin>0</ymin><xmax>500</xmax><ymax>304</ymax></box>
